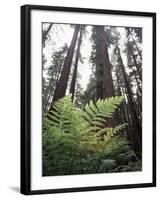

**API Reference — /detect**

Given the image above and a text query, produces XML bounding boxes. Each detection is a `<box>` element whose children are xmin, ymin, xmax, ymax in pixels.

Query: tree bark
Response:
<box><xmin>117</xmin><ymin>45</ymin><xmax>142</xmax><ymax>155</ymax></box>
<box><xmin>95</xmin><ymin>26</ymin><xmax>104</xmax><ymax>99</ymax></box>
<box><xmin>95</xmin><ymin>26</ymin><xmax>114</xmax><ymax>99</ymax></box>
<box><xmin>126</xmin><ymin>28</ymin><xmax>142</xmax><ymax>60</ymax></box>
<box><xmin>128</xmin><ymin>44</ymin><xmax>142</xmax><ymax>81</ymax></box>
<box><xmin>43</xmin><ymin>63</ymin><xmax>63</xmax><ymax>114</ymax></box>
<box><xmin>69</xmin><ymin>26</ymin><xmax>83</xmax><ymax>101</ymax></box>
<box><xmin>50</xmin><ymin>25</ymin><xmax>80</xmax><ymax>104</ymax></box>
<box><xmin>129</xmin><ymin>29</ymin><xmax>142</xmax><ymax>60</ymax></box>
<box><xmin>95</xmin><ymin>26</ymin><xmax>115</xmax><ymax>128</ymax></box>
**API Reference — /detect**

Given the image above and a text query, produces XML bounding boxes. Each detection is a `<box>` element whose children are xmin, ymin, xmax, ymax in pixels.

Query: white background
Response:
<box><xmin>0</xmin><ymin>0</ymin><xmax>159</xmax><ymax>199</ymax></box>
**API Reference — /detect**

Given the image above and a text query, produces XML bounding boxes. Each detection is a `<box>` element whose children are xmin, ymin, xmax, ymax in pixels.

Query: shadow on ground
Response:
<box><xmin>9</xmin><ymin>186</ymin><xmax>20</xmax><ymax>193</ymax></box>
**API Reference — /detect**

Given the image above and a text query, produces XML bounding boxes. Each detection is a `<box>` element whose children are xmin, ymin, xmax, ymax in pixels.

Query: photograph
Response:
<box><xmin>42</xmin><ymin>23</ymin><xmax>142</xmax><ymax>176</ymax></box>
<box><xmin>21</xmin><ymin>5</ymin><xmax>156</xmax><ymax>194</ymax></box>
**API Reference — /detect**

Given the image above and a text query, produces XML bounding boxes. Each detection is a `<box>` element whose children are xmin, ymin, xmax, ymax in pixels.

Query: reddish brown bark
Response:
<box><xmin>95</xmin><ymin>26</ymin><xmax>114</xmax><ymax>99</ymax></box>
<box><xmin>51</xmin><ymin>25</ymin><xmax>80</xmax><ymax>104</ymax></box>
<box><xmin>117</xmin><ymin>45</ymin><xmax>142</xmax><ymax>155</ymax></box>
<box><xmin>69</xmin><ymin>26</ymin><xmax>83</xmax><ymax>101</ymax></box>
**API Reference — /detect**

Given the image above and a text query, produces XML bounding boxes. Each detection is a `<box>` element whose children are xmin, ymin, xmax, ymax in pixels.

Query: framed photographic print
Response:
<box><xmin>21</xmin><ymin>4</ymin><xmax>156</xmax><ymax>195</ymax></box>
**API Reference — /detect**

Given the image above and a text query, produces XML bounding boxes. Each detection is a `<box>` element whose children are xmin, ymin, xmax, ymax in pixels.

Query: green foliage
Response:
<box><xmin>43</xmin><ymin>96</ymin><xmax>141</xmax><ymax>176</ymax></box>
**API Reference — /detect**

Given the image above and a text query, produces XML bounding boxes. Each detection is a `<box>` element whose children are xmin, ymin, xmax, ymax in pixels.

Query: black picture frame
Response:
<box><xmin>21</xmin><ymin>4</ymin><xmax>156</xmax><ymax>195</ymax></box>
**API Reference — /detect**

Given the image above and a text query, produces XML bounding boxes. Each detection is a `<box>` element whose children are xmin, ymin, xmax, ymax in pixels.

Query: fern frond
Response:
<box><xmin>82</xmin><ymin>96</ymin><xmax>124</xmax><ymax>132</ymax></box>
<box><xmin>91</xmin><ymin>121</ymin><xmax>104</xmax><ymax>127</ymax></box>
<box><xmin>43</xmin><ymin>96</ymin><xmax>140</xmax><ymax>176</ymax></box>
<box><xmin>85</xmin><ymin>126</ymin><xmax>102</xmax><ymax>133</ymax></box>
<box><xmin>96</xmin><ymin>127</ymin><xmax>112</xmax><ymax>136</ymax></box>
<box><xmin>113</xmin><ymin>123</ymin><xmax>128</xmax><ymax>134</ymax></box>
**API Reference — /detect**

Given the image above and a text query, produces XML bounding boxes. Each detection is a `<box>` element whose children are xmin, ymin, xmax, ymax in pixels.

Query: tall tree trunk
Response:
<box><xmin>114</xmin><ymin>65</ymin><xmax>136</xmax><ymax>147</ymax></box>
<box><xmin>43</xmin><ymin>63</ymin><xmax>63</xmax><ymax>114</ymax></box>
<box><xmin>95</xmin><ymin>26</ymin><xmax>115</xmax><ymax>128</ymax></box>
<box><xmin>125</xmin><ymin>102</ymin><xmax>138</xmax><ymax>151</ymax></box>
<box><xmin>131</xmin><ymin>34</ymin><xmax>142</xmax><ymax>60</ymax></box>
<box><xmin>126</xmin><ymin>28</ymin><xmax>142</xmax><ymax>60</ymax></box>
<box><xmin>102</xmin><ymin>44</ymin><xmax>114</xmax><ymax>98</ymax></box>
<box><xmin>50</xmin><ymin>25</ymin><xmax>80</xmax><ymax>104</ymax></box>
<box><xmin>117</xmin><ymin>45</ymin><xmax>142</xmax><ymax>156</ymax></box>
<box><xmin>95</xmin><ymin>26</ymin><xmax>104</xmax><ymax>99</ymax></box>
<box><xmin>95</xmin><ymin>26</ymin><xmax>114</xmax><ymax>99</ymax></box>
<box><xmin>128</xmin><ymin>45</ymin><xmax>142</xmax><ymax>81</ymax></box>
<box><xmin>115</xmin><ymin>69</ymin><xmax>128</xmax><ymax>136</ymax></box>
<box><xmin>128</xmin><ymin>29</ymin><xmax>142</xmax><ymax>60</ymax></box>
<box><xmin>69</xmin><ymin>26</ymin><xmax>83</xmax><ymax>101</ymax></box>
<box><xmin>134</xmin><ymin>72</ymin><xmax>142</xmax><ymax>95</ymax></box>
<box><xmin>136</xmin><ymin>92</ymin><xmax>142</xmax><ymax>119</ymax></box>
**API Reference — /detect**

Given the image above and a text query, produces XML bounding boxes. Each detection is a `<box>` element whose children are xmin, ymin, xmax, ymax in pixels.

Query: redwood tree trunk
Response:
<box><xmin>95</xmin><ymin>26</ymin><xmax>114</xmax><ymax>99</ymax></box>
<box><xmin>95</xmin><ymin>26</ymin><xmax>115</xmax><ymax>128</ymax></box>
<box><xmin>128</xmin><ymin>45</ymin><xmax>142</xmax><ymax>81</ymax></box>
<box><xmin>69</xmin><ymin>26</ymin><xmax>83</xmax><ymax>101</ymax></box>
<box><xmin>51</xmin><ymin>25</ymin><xmax>80</xmax><ymax>104</ymax></box>
<box><xmin>95</xmin><ymin>26</ymin><xmax>104</xmax><ymax>99</ymax></box>
<box><xmin>117</xmin><ymin>45</ymin><xmax>142</xmax><ymax>156</ymax></box>
<box><xmin>128</xmin><ymin>28</ymin><xmax>142</xmax><ymax>60</ymax></box>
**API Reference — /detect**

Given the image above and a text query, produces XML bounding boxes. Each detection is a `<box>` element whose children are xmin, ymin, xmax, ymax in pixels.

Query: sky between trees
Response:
<box><xmin>43</xmin><ymin>24</ymin><xmax>130</xmax><ymax>91</ymax></box>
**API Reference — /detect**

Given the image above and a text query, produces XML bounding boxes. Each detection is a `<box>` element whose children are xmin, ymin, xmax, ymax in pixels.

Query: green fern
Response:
<box><xmin>43</xmin><ymin>95</ymin><xmax>140</xmax><ymax>176</ymax></box>
<box><xmin>82</xmin><ymin>96</ymin><xmax>124</xmax><ymax>124</ymax></box>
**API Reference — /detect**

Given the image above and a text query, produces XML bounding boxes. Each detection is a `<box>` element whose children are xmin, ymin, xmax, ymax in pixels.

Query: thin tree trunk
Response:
<box><xmin>130</xmin><ymin>30</ymin><xmax>142</xmax><ymax>60</ymax></box>
<box><xmin>115</xmin><ymin>70</ymin><xmax>127</xmax><ymax>136</ymax></box>
<box><xmin>50</xmin><ymin>25</ymin><xmax>80</xmax><ymax>105</ymax></box>
<box><xmin>126</xmin><ymin>28</ymin><xmax>142</xmax><ymax>60</ymax></box>
<box><xmin>115</xmin><ymin>65</ymin><xmax>135</xmax><ymax>145</ymax></box>
<box><xmin>136</xmin><ymin>92</ymin><xmax>142</xmax><ymax>120</ymax></box>
<box><xmin>125</xmin><ymin>102</ymin><xmax>137</xmax><ymax>151</ymax></box>
<box><xmin>43</xmin><ymin>64</ymin><xmax>62</xmax><ymax>114</ymax></box>
<box><xmin>117</xmin><ymin>45</ymin><xmax>142</xmax><ymax>155</ymax></box>
<box><xmin>134</xmin><ymin>72</ymin><xmax>142</xmax><ymax>95</ymax></box>
<box><xmin>43</xmin><ymin>52</ymin><xmax>65</xmax><ymax>115</ymax></box>
<box><xmin>128</xmin><ymin>46</ymin><xmax>142</xmax><ymax>81</ymax></box>
<box><xmin>95</xmin><ymin>26</ymin><xmax>104</xmax><ymax>99</ymax></box>
<box><xmin>69</xmin><ymin>26</ymin><xmax>83</xmax><ymax>101</ymax></box>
